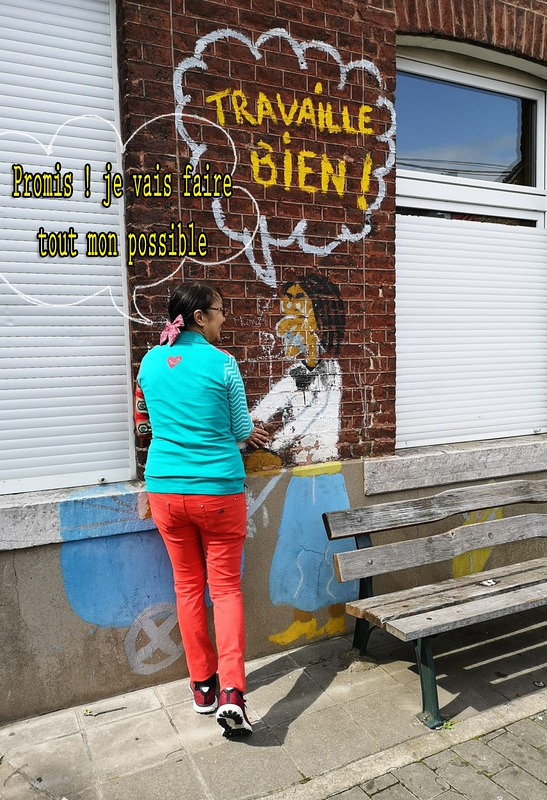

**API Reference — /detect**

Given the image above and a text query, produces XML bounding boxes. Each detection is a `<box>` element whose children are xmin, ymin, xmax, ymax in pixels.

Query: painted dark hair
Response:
<box><xmin>284</xmin><ymin>274</ymin><xmax>345</xmax><ymax>354</ymax></box>
<box><xmin>168</xmin><ymin>282</ymin><xmax>223</xmax><ymax>328</ymax></box>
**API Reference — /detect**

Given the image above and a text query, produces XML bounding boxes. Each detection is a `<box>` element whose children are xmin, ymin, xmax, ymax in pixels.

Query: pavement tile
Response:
<box><xmin>374</xmin><ymin>649</ymin><xmax>416</xmax><ymax>677</ymax></box>
<box><xmin>153</xmin><ymin>678</ymin><xmax>191</xmax><ymax>707</ymax></box>
<box><xmin>190</xmin><ymin>726</ymin><xmax>303</xmax><ymax>800</ymax></box>
<box><xmin>329</xmin><ymin>788</ymin><xmax>370</xmax><ymax>799</ymax></box>
<box><xmin>436</xmin><ymin>758</ymin><xmax>518</xmax><ymax>800</ymax></box>
<box><xmin>62</xmin><ymin>789</ymin><xmax>102</xmax><ymax>800</ymax></box>
<box><xmin>388</xmin><ymin>667</ymin><xmax>422</xmax><ymax>688</ymax></box>
<box><xmin>85</xmin><ymin>709</ymin><xmax>183</xmax><ymax>782</ymax></box>
<box><xmin>0</xmin><ymin>709</ymin><xmax>79</xmax><ymax>754</ymax></box>
<box><xmin>245</xmin><ymin>668</ymin><xmax>335</xmax><ymax>727</ymax></box>
<box><xmin>245</xmin><ymin>652</ymin><xmax>301</xmax><ymax>685</ymax></box>
<box><xmin>452</xmin><ymin>738</ymin><xmax>511</xmax><ymax>775</ymax></box>
<box><xmin>466</xmin><ymin>652</ymin><xmax>547</xmax><ymax>702</ymax></box>
<box><xmin>343</xmin><ymin>685</ymin><xmax>427</xmax><ymax>750</ymax></box>
<box><xmin>507</xmin><ymin>717</ymin><xmax>547</xmax><ymax>748</ymax></box>
<box><xmin>369</xmin><ymin>783</ymin><xmax>419</xmax><ymax>800</ymax></box>
<box><xmin>78</xmin><ymin>687</ymin><xmax>162</xmax><ymax>728</ymax></box>
<box><xmin>414</xmin><ymin>666</ymin><xmax>508</xmax><ymax>721</ymax></box>
<box><xmin>487</xmin><ymin>730</ymin><xmax>547</xmax><ymax>782</ymax></box>
<box><xmin>6</xmin><ymin>732</ymin><xmax>95</xmax><ymax>795</ymax></box>
<box><xmin>99</xmin><ymin>756</ymin><xmax>207</xmax><ymax>800</ymax></box>
<box><xmin>272</xmin><ymin>705</ymin><xmax>377</xmax><ymax>777</ymax></box>
<box><xmin>480</xmin><ymin>729</ymin><xmax>506</xmax><ymax>743</ymax></box>
<box><xmin>360</xmin><ymin>773</ymin><xmax>398</xmax><ymax>793</ymax></box>
<box><xmin>0</xmin><ymin>759</ymin><xmax>42</xmax><ymax>800</ymax></box>
<box><xmin>306</xmin><ymin>658</ymin><xmax>400</xmax><ymax>704</ymax></box>
<box><xmin>422</xmin><ymin>750</ymin><xmax>460</xmax><ymax>770</ymax></box>
<box><xmin>393</xmin><ymin>762</ymin><xmax>449</xmax><ymax>798</ymax></box>
<box><xmin>168</xmin><ymin>698</ymin><xmax>264</xmax><ymax>753</ymax></box>
<box><xmin>530</xmin><ymin>711</ymin><xmax>547</xmax><ymax>729</ymax></box>
<box><xmin>290</xmin><ymin>636</ymin><xmax>354</xmax><ymax>668</ymax></box>
<box><xmin>492</xmin><ymin>765</ymin><xmax>547</xmax><ymax>800</ymax></box>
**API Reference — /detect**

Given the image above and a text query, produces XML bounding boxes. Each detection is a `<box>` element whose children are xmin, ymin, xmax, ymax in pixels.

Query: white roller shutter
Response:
<box><xmin>395</xmin><ymin>214</ymin><xmax>547</xmax><ymax>448</ymax></box>
<box><xmin>0</xmin><ymin>0</ymin><xmax>134</xmax><ymax>493</ymax></box>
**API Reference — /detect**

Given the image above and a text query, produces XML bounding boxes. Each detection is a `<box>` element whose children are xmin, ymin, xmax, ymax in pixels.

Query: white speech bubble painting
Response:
<box><xmin>1</xmin><ymin>27</ymin><xmax>395</xmax><ymax>321</ymax></box>
<box><xmin>0</xmin><ymin>112</ymin><xmax>259</xmax><ymax>325</ymax></box>
<box><xmin>174</xmin><ymin>27</ymin><xmax>396</xmax><ymax>288</ymax></box>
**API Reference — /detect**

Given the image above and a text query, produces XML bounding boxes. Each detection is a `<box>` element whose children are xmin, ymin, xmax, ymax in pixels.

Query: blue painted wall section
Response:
<box><xmin>59</xmin><ymin>484</ymin><xmax>174</xmax><ymax>628</ymax></box>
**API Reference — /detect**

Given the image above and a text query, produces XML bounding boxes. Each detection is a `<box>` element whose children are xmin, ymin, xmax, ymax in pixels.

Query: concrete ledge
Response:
<box><xmin>364</xmin><ymin>435</ymin><xmax>547</xmax><ymax>495</ymax></box>
<box><xmin>0</xmin><ymin>482</ymin><xmax>156</xmax><ymax>551</ymax></box>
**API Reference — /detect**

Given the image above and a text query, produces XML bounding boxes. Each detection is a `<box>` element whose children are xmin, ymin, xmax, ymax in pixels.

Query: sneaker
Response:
<box><xmin>216</xmin><ymin>687</ymin><xmax>252</xmax><ymax>737</ymax></box>
<box><xmin>189</xmin><ymin>673</ymin><xmax>218</xmax><ymax>714</ymax></box>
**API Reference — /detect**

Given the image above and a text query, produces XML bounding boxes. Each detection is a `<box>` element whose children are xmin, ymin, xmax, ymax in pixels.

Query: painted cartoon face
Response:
<box><xmin>276</xmin><ymin>283</ymin><xmax>319</xmax><ymax>366</ymax></box>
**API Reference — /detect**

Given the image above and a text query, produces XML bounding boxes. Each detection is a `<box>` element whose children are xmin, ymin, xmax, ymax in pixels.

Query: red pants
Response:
<box><xmin>148</xmin><ymin>492</ymin><xmax>247</xmax><ymax>692</ymax></box>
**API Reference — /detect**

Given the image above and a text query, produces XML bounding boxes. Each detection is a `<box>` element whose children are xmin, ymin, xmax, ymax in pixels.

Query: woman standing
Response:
<box><xmin>135</xmin><ymin>282</ymin><xmax>267</xmax><ymax>737</ymax></box>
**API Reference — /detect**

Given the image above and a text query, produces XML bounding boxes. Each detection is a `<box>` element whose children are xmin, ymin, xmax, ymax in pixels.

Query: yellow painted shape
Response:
<box><xmin>245</xmin><ymin>450</ymin><xmax>283</xmax><ymax>475</ymax></box>
<box><xmin>268</xmin><ymin>617</ymin><xmax>319</xmax><ymax>645</ymax></box>
<box><xmin>357</xmin><ymin>153</ymin><xmax>373</xmax><ymax>211</ymax></box>
<box><xmin>292</xmin><ymin>462</ymin><xmax>342</xmax><ymax>477</ymax></box>
<box><xmin>250</xmin><ymin>141</ymin><xmax>277</xmax><ymax>187</ymax></box>
<box><xmin>317</xmin><ymin>614</ymin><xmax>347</xmax><ymax>637</ymax></box>
<box><xmin>452</xmin><ymin>506</ymin><xmax>502</xmax><ymax>578</ymax></box>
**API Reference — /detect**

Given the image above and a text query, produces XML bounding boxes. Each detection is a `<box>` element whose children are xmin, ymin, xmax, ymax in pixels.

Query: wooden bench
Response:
<box><xmin>322</xmin><ymin>479</ymin><xmax>547</xmax><ymax>729</ymax></box>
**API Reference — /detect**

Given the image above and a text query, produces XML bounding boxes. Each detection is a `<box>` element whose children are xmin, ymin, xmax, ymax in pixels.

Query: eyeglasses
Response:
<box><xmin>206</xmin><ymin>306</ymin><xmax>227</xmax><ymax>316</ymax></box>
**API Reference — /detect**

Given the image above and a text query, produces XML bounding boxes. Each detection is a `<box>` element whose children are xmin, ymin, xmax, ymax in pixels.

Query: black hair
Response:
<box><xmin>284</xmin><ymin>274</ymin><xmax>345</xmax><ymax>354</ymax></box>
<box><xmin>167</xmin><ymin>282</ymin><xmax>223</xmax><ymax>329</ymax></box>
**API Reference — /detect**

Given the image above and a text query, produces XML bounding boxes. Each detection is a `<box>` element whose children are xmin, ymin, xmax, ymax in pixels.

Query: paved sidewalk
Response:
<box><xmin>1</xmin><ymin>607</ymin><xmax>546</xmax><ymax>800</ymax></box>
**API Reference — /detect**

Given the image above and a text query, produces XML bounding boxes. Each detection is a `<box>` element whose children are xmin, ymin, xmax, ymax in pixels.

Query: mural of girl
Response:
<box><xmin>251</xmin><ymin>275</ymin><xmax>359</xmax><ymax>645</ymax></box>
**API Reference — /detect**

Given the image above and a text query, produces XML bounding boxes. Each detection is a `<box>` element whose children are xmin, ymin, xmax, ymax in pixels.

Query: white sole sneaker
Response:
<box><xmin>189</xmin><ymin>680</ymin><xmax>218</xmax><ymax>714</ymax></box>
<box><xmin>216</xmin><ymin>689</ymin><xmax>252</xmax><ymax>737</ymax></box>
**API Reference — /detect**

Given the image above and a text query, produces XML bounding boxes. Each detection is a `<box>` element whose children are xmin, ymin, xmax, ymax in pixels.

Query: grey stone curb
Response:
<box><xmin>266</xmin><ymin>687</ymin><xmax>547</xmax><ymax>800</ymax></box>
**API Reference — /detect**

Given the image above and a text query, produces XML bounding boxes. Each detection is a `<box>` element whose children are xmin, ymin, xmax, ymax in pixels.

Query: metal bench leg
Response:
<box><xmin>352</xmin><ymin>539</ymin><xmax>376</xmax><ymax>655</ymax></box>
<box><xmin>353</xmin><ymin>616</ymin><xmax>374</xmax><ymax>655</ymax></box>
<box><xmin>414</xmin><ymin>637</ymin><xmax>443</xmax><ymax>729</ymax></box>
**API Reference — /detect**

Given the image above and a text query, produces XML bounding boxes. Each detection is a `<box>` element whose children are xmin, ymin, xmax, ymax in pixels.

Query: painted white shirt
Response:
<box><xmin>252</xmin><ymin>359</ymin><xmax>342</xmax><ymax>464</ymax></box>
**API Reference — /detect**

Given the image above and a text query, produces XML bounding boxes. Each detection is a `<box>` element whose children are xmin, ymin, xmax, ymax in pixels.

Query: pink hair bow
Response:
<box><xmin>159</xmin><ymin>314</ymin><xmax>185</xmax><ymax>346</ymax></box>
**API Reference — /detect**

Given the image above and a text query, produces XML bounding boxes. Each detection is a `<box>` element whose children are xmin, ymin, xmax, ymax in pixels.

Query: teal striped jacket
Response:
<box><xmin>137</xmin><ymin>330</ymin><xmax>253</xmax><ymax>495</ymax></box>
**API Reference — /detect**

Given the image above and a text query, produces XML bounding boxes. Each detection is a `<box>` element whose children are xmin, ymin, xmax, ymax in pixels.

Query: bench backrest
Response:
<box><xmin>322</xmin><ymin>479</ymin><xmax>547</xmax><ymax>584</ymax></box>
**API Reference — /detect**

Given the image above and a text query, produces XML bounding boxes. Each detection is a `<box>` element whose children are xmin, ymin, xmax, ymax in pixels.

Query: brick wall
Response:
<box><xmin>395</xmin><ymin>0</ymin><xmax>547</xmax><ymax>61</ymax></box>
<box><xmin>117</xmin><ymin>0</ymin><xmax>547</xmax><ymax>474</ymax></box>
<box><xmin>117</xmin><ymin>0</ymin><xmax>397</xmax><ymax>473</ymax></box>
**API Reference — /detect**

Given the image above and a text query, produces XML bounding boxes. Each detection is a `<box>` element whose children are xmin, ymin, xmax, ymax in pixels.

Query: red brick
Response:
<box><xmin>276</xmin><ymin>1</ymin><xmax>303</xmax><ymax>21</ymax></box>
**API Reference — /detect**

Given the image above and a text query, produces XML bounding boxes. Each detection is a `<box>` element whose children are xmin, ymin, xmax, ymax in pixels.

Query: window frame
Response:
<box><xmin>394</xmin><ymin>46</ymin><xmax>547</xmax><ymax>452</ymax></box>
<box><xmin>396</xmin><ymin>52</ymin><xmax>547</xmax><ymax>226</ymax></box>
<box><xmin>0</xmin><ymin>0</ymin><xmax>135</xmax><ymax>495</ymax></box>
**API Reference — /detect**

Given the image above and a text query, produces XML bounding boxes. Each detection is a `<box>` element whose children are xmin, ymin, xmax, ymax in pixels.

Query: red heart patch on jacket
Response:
<box><xmin>167</xmin><ymin>356</ymin><xmax>182</xmax><ymax>368</ymax></box>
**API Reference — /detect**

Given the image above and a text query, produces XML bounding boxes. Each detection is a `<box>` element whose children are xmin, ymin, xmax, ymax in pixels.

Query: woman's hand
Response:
<box><xmin>245</xmin><ymin>424</ymin><xmax>269</xmax><ymax>449</ymax></box>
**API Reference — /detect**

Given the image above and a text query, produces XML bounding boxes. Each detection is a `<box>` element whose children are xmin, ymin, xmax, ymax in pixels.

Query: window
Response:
<box><xmin>395</xmin><ymin>48</ymin><xmax>547</xmax><ymax>448</ymax></box>
<box><xmin>397</xmin><ymin>71</ymin><xmax>536</xmax><ymax>186</ymax></box>
<box><xmin>0</xmin><ymin>0</ymin><xmax>134</xmax><ymax>493</ymax></box>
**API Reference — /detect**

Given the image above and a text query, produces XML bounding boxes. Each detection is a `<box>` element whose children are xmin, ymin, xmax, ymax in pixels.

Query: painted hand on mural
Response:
<box><xmin>173</xmin><ymin>28</ymin><xmax>395</xmax><ymax>288</ymax></box>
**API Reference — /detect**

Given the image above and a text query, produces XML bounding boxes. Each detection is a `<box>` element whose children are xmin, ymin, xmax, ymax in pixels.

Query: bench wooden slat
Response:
<box><xmin>323</xmin><ymin>479</ymin><xmax>547</xmax><ymax>539</ymax></box>
<box><xmin>334</xmin><ymin>513</ymin><xmax>547</xmax><ymax>583</ymax></box>
<box><xmin>346</xmin><ymin>558</ymin><xmax>547</xmax><ymax>625</ymax></box>
<box><xmin>386</xmin><ymin>582</ymin><xmax>547</xmax><ymax>641</ymax></box>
